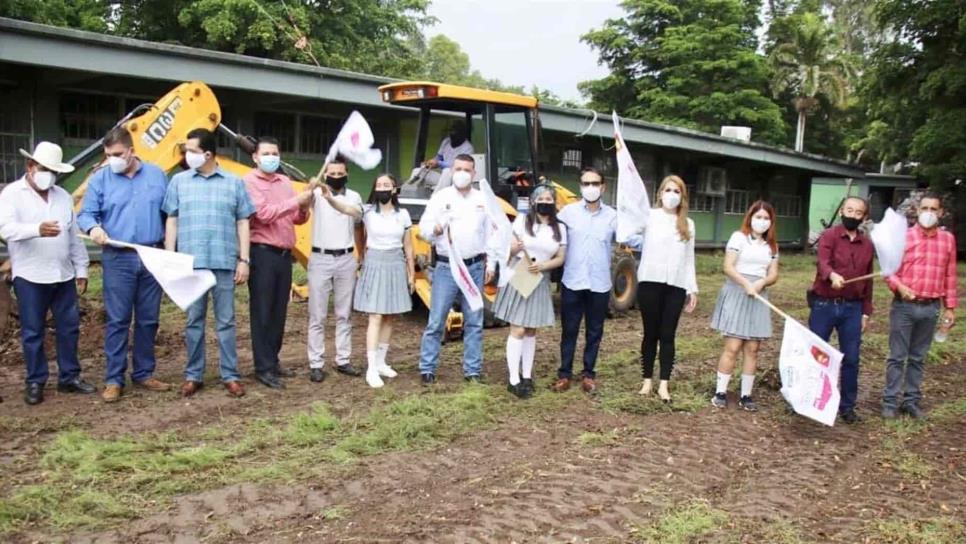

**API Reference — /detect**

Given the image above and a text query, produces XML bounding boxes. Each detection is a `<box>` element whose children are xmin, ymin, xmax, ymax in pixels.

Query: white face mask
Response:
<box><xmin>662</xmin><ymin>190</ymin><xmax>681</xmax><ymax>210</ymax></box>
<box><xmin>452</xmin><ymin>170</ymin><xmax>472</xmax><ymax>189</ymax></box>
<box><xmin>185</xmin><ymin>151</ymin><xmax>207</xmax><ymax>170</ymax></box>
<box><xmin>751</xmin><ymin>217</ymin><xmax>771</xmax><ymax>235</ymax></box>
<box><xmin>581</xmin><ymin>185</ymin><xmax>602</xmax><ymax>203</ymax></box>
<box><xmin>32</xmin><ymin>171</ymin><xmax>56</xmax><ymax>191</ymax></box>
<box><xmin>107</xmin><ymin>155</ymin><xmax>129</xmax><ymax>174</ymax></box>
<box><xmin>918</xmin><ymin>211</ymin><xmax>939</xmax><ymax>229</ymax></box>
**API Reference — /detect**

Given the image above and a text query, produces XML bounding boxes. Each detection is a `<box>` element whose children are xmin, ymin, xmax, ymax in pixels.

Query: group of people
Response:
<box><xmin>0</xmin><ymin>130</ymin><xmax>958</xmax><ymax>425</ymax></box>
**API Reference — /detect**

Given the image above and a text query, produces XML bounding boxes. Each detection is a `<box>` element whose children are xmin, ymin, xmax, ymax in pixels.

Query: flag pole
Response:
<box><xmin>753</xmin><ymin>293</ymin><xmax>796</xmax><ymax>323</ymax></box>
<box><xmin>77</xmin><ymin>233</ymin><xmax>138</xmax><ymax>251</ymax></box>
<box><xmin>841</xmin><ymin>272</ymin><xmax>878</xmax><ymax>285</ymax></box>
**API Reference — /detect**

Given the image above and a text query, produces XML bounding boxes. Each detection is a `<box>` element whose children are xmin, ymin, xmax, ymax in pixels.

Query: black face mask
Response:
<box><xmin>374</xmin><ymin>190</ymin><xmax>393</xmax><ymax>204</ymax></box>
<box><xmin>535</xmin><ymin>202</ymin><xmax>555</xmax><ymax>216</ymax></box>
<box><xmin>326</xmin><ymin>175</ymin><xmax>347</xmax><ymax>191</ymax></box>
<box><xmin>449</xmin><ymin>132</ymin><xmax>466</xmax><ymax>146</ymax></box>
<box><xmin>841</xmin><ymin>215</ymin><xmax>862</xmax><ymax>231</ymax></box>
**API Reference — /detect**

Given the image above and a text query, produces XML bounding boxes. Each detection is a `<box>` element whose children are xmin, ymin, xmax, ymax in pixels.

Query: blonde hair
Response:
<box><xmin>656</xmin><ymin>175</ymin><xmax>691</xmax><ymax>241</ymax></box>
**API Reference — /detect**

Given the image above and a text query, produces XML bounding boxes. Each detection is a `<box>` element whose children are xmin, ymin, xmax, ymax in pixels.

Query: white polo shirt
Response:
<box><xmin>418</xmin><ymin>185</ymin><xmax>496</xmax><ymax>269</ymax></box>
<box><xmin>311</xmin><ymin>187</ymin><xmax>363</xmax><ymax>251</ymax></box>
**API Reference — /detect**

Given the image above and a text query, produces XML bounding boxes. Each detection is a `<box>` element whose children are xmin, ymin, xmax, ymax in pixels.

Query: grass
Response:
<box><xmin>631</xmin><ymin>500</ymin><xmax>728</xmax><ymax>544</ymax></box>
<box><xmin>865</xmin><ymin>517</ymin><xmax>966</xmax><ymax>544</ymax></box>
<box><xmin>577</xmin><ymin>429</ymin><xmax>621</xmax><ymax>447</ymax></box>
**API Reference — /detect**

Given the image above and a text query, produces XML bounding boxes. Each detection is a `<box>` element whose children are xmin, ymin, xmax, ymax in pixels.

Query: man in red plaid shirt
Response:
<box><xmin>882</xmin><ymin>193</ymin><xmax>958</xmax><ymax>419</ymax></box>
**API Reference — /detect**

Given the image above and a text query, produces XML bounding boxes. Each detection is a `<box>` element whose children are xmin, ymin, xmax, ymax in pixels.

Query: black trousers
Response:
<box><xmin>637</xmin><ymin>281</ymin><xmax>686</xmax><ymax>380</ymax></box>
<box><xmin>558</xmin><ymin>285</ymin><xmax>610</xmax><ymax>379</ymax></box>
<box><xmin>248</xmin><ymin>244</ymin><xmax>293</xmax><ymax>375</ymax></box>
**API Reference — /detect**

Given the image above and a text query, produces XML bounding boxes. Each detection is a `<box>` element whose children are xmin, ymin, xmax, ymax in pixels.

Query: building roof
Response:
<box><xmin>0</xmin><ymin>17</ymin><xmax>865</xmax><ymax>178</ymax></box>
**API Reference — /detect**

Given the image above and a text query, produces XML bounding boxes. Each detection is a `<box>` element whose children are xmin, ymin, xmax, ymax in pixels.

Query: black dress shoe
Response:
<box><xmin>24</xmin><ymin>383</ymin><xmax>44</xmax><ymax>405</ymax></box>
<box><xmin>421</xmin><ymin>373</ymin><xmax>436</xmax><ymax>386</ymax></box>
<box><xmin>255</xmin><ymin>372</ymin><xmax>285</xmax><ymax>389</ymax></box>
<box><xmin>840</xmin><ymin>409</ymin><xmax>862</xmax><ymax>424</ymax></box>
<box><xmin>274</xmin><ymin>366</ymin><xmax>296</xmax><ymax>378</ymax></box>
<box><xmin>507</xmin><ymin>382</ymin><xmax>526</xmax><ymax>399</ymax></box>
<box><xmin>309</xmin><ymin>368</ymin><xmax>327</xmax><ymax>383</ymax></box>
<box><xmin>520</xmin><ymin>378</ymin><xmax>535</xmax><ymax>396</ymax></box>
<box><xmin>901</xmin><ymin>403</ymin><xmax>926</xmax><ymax>420</ymax></box>
<box><xmin>57</xmin><ymin>379</ymin><xmax>96</xmax><ymax>394</ymax></box>
<box><xmin>336</xmin><ymin>363</ymin><xmax>363</xmax><ymax>377</ymax></box>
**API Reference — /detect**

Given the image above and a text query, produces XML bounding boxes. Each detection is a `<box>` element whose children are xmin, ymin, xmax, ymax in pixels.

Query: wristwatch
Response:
<box><xmin>238</xmin><ymin>257</ymin><xmax>250</xmax><ymax>264</ymax></box>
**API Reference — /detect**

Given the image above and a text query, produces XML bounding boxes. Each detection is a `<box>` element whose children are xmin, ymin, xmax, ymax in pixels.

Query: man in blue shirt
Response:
<box><xmin>163</xmin><ymin>128</ymin><xmax>255</xmax><ymax>398</ymax></box>
<box><xmin>79</xmin><ymin>127</ymin><xmax>170</xmax><ymax>403</ymax></box>
<box><xmin>553</xmin><ymin>167</ymin><xmax>641</xmax><ymax>393</ymax></box>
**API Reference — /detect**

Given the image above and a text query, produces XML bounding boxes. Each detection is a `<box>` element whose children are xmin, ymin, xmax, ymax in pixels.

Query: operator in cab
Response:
<box><xmin>422</xmin><ymin>121</ymin><xmax>474</xmax><ymax>170</ymax></box>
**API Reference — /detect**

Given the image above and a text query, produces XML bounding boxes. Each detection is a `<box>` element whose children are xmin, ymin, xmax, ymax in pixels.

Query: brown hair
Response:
<box><xmin>740</xmin><ymin>200</ymin><xmax>778</xmax><ymax>255</ymax></box>
<box><xmin>656</xmin><ymin>175</ymin><xmax>691</xmax><ymax>241</ymax></box>
<box><xmin>104</xmin><ymin>126</ymin><xmax>133</xmax><ymax>148</ymax></box>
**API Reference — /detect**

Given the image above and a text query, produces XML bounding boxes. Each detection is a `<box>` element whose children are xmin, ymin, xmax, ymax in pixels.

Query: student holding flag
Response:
<box><xmin>493</xmin><ymin>184</ymin><xmax>567</xmax><ymax>398</ymax></box>
<box><xmin>710</xmin><ymin>201</ymin><xmax>780</xmax><ymax>412</ymax></box>
<box><xmin>881</xmin><ymin>193</ymin><xmax>957</xmax><ymax>420</ymax></box>
<box><xmin>78</xmin><ymin>127</ymin><xmax>171</xmax><ymax>402</ymax></box>
<box><xmin>635</xmin><ymin>175</ymin><xmax>698</xmax><ymax>403</ymax></box>
<box><xmin>417</xmin><ymin>154</ymin><xmax>498</xmax><ymax>384</ymax></box>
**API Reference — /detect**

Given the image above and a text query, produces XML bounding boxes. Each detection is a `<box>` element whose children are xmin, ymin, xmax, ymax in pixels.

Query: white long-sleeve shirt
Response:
<box><xmin>418</xmin><ymin>185</ymin><xmax>498</xmax><ymax>271</ymax></box>
<box><xmin>637</xmin><ymin>209</ymin><xmax>697</xmax><ymax>294</ymax></box>
<box><xmin>0</xmin><ymin>178</ymin><xmax>89</xmax><ymax>283</ymax></box>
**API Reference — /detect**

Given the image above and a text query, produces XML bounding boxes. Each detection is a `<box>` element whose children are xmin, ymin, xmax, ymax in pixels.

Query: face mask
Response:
<box><xmin>581</xmin><ymin>184</ymin><xmax>601</xmax><ymax>203</ymax></box>
<box><xmin>751</xmin><ymin>217</ymin><xmax>771</xmax><ymax>235</ymax></box>
<box><xmin>662</xmin><ymin>191</ymin><xmax>681</xmax><ymax>210</ymax></box>
<box><xmin>535</xmin><ymin>202</ymin><xmax>555</xmax><ymax>216</ymax></box>
<box><xmin>258</xmin><ymin>155</ymin><xmax>280</xmax><ymax>174</ymax></box>
<box><xmin>107</xmin><ymin>155</ymin><xmax>129</xmax><ymax>174</ymax></box>
<box><xmin>373</xmin><ymin>190</ymin><xmax>393</xmax><ymax>204</ymax></box>
<box><xmin>918</xmin><ymin>211</ymin><xmax>939</xmax><ymax>229</ymax></box>
<box><xmin>32</xmin><ymin>171</ymin><xmax>55</xmax><ymax>191</ymax></box>
<box><xmin>185</xmin><ymin>151</ymin><xmax>207</xmax><ymax>170</ymax></box>
<box><xmin>841</xmin><ymin>215</ymin><xmax>862</xmax><ymax>231</ymax></box>
<box><xmin>452</xmin><ymin>170</ymin><xmax>472</xmax><ymax>189</ymax></box>
<box><xmin>326</xmin><ymin>175</ymin><xmax>348</xmax><ymax>191</ymax></box>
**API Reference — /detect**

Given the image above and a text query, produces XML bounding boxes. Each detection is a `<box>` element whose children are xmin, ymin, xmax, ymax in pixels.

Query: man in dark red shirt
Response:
<box><xmin>808</xmin><ymin>196</ymin><xmax>874</xmax><ymax>424</ymax></box>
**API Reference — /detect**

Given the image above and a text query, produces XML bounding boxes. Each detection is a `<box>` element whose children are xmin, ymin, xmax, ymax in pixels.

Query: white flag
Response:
<box><xmin>107</xmin><ymin>241</ymin><xmax>216</xmax><ymax>311</ymax></box>
<box><xmin>326</xmin><ymin>111</ymin><xmax>383</xmax><ymax>170</ymax></box>
<box><xmin>778</xmin><ymin>318</ymin><xmax>843</xmax><ymax>426</ymax></box>
<box><xmin>613</xmin><ymin>111</ymin><xmax>651</xmax><ymax>242</ymax></box>
<box><xmin>478</xmin><ymin>179</ymin><xmax>513</xmax><ymax>287</ymax></box>
<box><xmin>870</xmin><ymin>207</ymin><xmax>908</xmax><ymax>278</ymax></box>
<box><xmin>443</xmin><ymin>227</ymin><xmax>484</xmax><ymax>312</ymax></box>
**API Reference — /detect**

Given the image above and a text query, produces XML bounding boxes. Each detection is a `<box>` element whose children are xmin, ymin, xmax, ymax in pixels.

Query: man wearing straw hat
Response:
<box><xmin>807</xmin><ymin>196</ymin><xmax>874</xmax><ymax>424</ymax></box>
<box><xmin>0</xmin><ymin>141</ymin><xmax>94</xmax><ymax>405</ymax></box>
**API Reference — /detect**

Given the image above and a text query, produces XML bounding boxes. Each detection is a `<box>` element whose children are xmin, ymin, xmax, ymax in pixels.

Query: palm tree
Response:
<box><xmin>769</xmin><ymin>12</ymin><xmax>854</xmax><ymax>152</ymax></box>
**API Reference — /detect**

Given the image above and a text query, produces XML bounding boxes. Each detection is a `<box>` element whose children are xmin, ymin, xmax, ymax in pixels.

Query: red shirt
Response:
<box><xmin>811</xmin><ymin>225</ymin><xmax>875</xmax><ymax>315</ymax></box>
<box><xmin>886</xmin><ymin>224</ymin><xmax>958</xmax><ymax>308</ymax></box>
<box><xmin>243</xmin><ymin>169</ymin><xmax>309</xmax><ymax>249</ymax></box>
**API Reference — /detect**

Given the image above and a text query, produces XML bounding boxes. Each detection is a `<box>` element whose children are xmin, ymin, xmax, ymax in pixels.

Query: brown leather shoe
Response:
<box><xmin>550</xmin><ymin>377</ymin><xmax>571</xmax><ymax>392</ymax></box>
<box><xmin>581</xmin><ymin>376</ymin><xmax>597</xmax><ymax>393</ymax></box>
<box><xmin>224</xmin><ymin>381</ymin><xmax>245</xmax><ymax>398</ymax></box>
<box><xmin>102</xmin><ymin>384</ymin><xmax>122</xmax><ymax>403</ymax></box>
<box><xmin>181</xmin><ymin>381</ymin><xmax>203</xmax><ymax>397</ymax></box>
<box><xmin>134</xmin><ymin>378</ymin><xmax>171</xmax><ymax>392</ymax></box>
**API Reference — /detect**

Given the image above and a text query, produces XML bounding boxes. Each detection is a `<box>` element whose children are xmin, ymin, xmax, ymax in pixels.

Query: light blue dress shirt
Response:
<box><xmin>77</xmin><ymin>161</ymin><xmax>168</xmax><ymax>245</ymax></box>
<box><xmin>559</xmin><ymin>201</ymin><xmax>642</xmax><ymax>293</ymax></box>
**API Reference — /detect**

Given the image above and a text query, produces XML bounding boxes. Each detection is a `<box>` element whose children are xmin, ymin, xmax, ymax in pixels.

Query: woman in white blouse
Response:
<box><xmin>710</xmin><ymin>200</ymin><xmax>780</xmax><ymax>411</ymax></box>
<box><xmin>636</xmin><ymin>175</ymin><xmax>698</xmax><ymax>403</ymax></box>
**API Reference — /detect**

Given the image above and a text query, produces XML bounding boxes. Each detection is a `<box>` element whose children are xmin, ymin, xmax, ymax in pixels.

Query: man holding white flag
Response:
<box><xmin>417</xmin><ymin>154</ymin><xmax>499</xmax><ymax>384</ymax></box>
<box><xmin>79</xmin><ymin>127</ymin><xmax>171</xmax><ymax>402</ymax></box>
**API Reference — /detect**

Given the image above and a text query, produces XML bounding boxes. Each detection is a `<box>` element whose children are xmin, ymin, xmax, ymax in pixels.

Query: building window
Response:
<box><xmin>773</xmin><ymin>193</ymin><xmax>802</xmax><ymax>217</ymax></box>
<box><xmin>253</xmin><ymin>111</ymin><xmax>296</xmax><ymax>153</ymax></box>
<box><xmin>300</xmin><ymin>115</ymin><xmax>331</xmax><ymax>155</ymax></box>
<box><xmin>562</xmin><ymin>148</ymin><xmax>582</xmax><ymax>169</ymax></box>
<box><xmin>60</xmin><ymin>93</ymin><xmax>120</xmax><ymax>143</ymax></box>
<box><xmin>687</xmin><ymin>185</ymin><xmax>716</xmax><ymax>212</ymax></box>
<box><xmin>725</xmin><ymin>189</ymin><xmax>752</xmax><ymax>214</ymax></box>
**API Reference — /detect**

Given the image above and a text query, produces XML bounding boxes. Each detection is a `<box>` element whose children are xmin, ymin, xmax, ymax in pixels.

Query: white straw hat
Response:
<box><xmin>19</xmin><ymin>141</ymin><xmax>75</xmax><ymax>173</ymax></box>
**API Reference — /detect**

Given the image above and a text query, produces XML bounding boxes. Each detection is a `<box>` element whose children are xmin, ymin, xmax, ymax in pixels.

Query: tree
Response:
<box><xmin>0</xmin><ymin>0</ymin><xmax>110</xmax><ymax>32</ymax></box>
<box><xmin>581</xmin><ymin>0</ymin><xmax>787</xmax><ymax>145</ymax></box>
<box><xmin>422</xmin><ymin>34</ymin><xmax>525</xmax><ymax>93</ymax></box>
<box><xmin>769</xmin><ymin>12</ymin><xmax>854</xmax><ymax>151</ymax></box>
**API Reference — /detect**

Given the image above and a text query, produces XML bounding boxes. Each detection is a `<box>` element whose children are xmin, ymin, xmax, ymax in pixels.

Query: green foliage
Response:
<box><xmin>0</xmin><ymin>0</ymin><xmax>110</xmax><ymax>32</ymax></box>
<box><xmin>631</xmin><ymin>500</ymin><xmax>729</xmax><ymax>544</ymax></box>
<box><xmin>866</xmin><ymin>517</ymin><xmax>966</xmax><ymax>544</ymax></box>
<box><xmin>423</xmin><ymin>34</ymin><xmax>525</xmax><ymax>93</ymax></box>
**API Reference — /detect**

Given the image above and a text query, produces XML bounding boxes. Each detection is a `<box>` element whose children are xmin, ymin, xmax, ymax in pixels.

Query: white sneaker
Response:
<box><xmin>376</xmin><ymin>344</ymin><xmax>397</xmax><ymax>378</ymax></box>
<box><xmin>366</xmin><ymin>368</ymin><xmax>384</xmax><ymax>388</ymax></box>
<box><xmin>377</xmin><ymin>362</ymin><xmax>398</xmax><ymax>378</ymax></box>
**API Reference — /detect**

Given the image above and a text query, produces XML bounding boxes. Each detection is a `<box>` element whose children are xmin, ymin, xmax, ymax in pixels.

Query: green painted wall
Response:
<box><xmin>809</xmin><ymin>183</ymin><xmax>848</xmax><ymax>233</ymax></box>
<box><xmin>692</xmin><ymin>211</ymin><xmax>716</xmax><ymax>242</ymax></box>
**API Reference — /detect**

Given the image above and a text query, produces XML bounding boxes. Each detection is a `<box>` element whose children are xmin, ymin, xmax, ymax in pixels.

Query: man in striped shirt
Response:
<box><xmin>882</xmin><ymin>193</ymin><xmax>958</xmax><ymax>419</ymax></box>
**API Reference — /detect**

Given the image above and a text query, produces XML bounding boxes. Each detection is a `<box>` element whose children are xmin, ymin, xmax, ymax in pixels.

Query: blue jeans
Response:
<box><xmin>184</xmin><ymin>269</ymin><xmax>240</xmax><ymax>383</ymax></box>
<box><xmin>102</xmin><ymin>248</ymin><xmax>162</xmax><ymax>386</ymax></box>
<box><xmin>418</xmin><ymin>260</ymin><xmax>484</xmax><ymax>377</ymax></box>
<box><xmin>882</xmin><ymin>299</ymin><xmax>939</xmax><ymax>409</ymax></box>
<box><xmin>558</xmin><ymin>286</ymin><xmax>610</xmax><ymax>379</ymax></box>
<box><xmin>12</xmin><ymin>277</ymin><xmax>81</xmax><ymax>385</ymax></box>
<box><xmin>808</xmin><ymin>298</ymin><xmax>863</xmax><ymax>413</ymax></box>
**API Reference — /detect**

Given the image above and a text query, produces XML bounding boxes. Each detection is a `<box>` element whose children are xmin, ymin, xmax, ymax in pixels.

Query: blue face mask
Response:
<box><xmin>258</xmin><ymin>155</ymin><xmax>280</xmax><ymax>173</ymax></box>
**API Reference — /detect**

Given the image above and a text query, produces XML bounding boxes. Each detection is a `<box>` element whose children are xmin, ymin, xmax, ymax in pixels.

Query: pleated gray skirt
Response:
<box><xmin>492</xmin><ymin>273</ymin><xmax>555</xmax><ymax>328</ymax></box>
<box><xmin>353</xmin><ymin>248</ymin><xmax>412</xmax><ymax>315</ymax></box>
<box><xmin>710</xmin><ymin>274</ymin><xmax>773</xmax><ymax>340</ymax></box>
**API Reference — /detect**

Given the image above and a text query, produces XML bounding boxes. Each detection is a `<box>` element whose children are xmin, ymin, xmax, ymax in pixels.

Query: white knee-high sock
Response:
<box><xmin>716</xmin><ymin>372</ymin><xmax>731</xmax><ymax>394</ymax></box>
<box><xmin>506</xmin><ymin>336</ymin><xmax>523</xmax><ymax>385</ymax></box>
<box><xmin>377</xmin><ymin>343</ymin><xmax>390</xmax><ymax>367</ymax></box>
<box><xmin>521</xmin><ymin>336</ymin><xmax>536</xmax><ymax>379</ymax></box>
<box><xmin>740</xmin><ymin>374</ymin><xmax>755</xmax><ymax>397</ymax></box>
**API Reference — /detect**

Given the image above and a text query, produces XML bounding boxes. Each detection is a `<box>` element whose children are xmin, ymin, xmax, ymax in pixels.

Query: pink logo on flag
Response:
<box><xmin>350</xmin><ymin>131</ymin><xmax>360</xmax><ymax>148</ymax></box>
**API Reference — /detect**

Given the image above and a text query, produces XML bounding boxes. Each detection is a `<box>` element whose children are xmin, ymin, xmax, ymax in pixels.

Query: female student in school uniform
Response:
<box><xmin>492</xmin><ymin>184</ymin><xmax>567</xmax><ymax>398</ymax></box>
<box><xmin>322</xmin><ymin>173</ymin><xmax>415</xmax><ymax>388</ymax></box>
<box><xmin>635</xmin><ymin>175</ymin><xmax>699</xmax><ymax>403</ymax></box>
<box><xmin>709</xmin><ymin>200</ymin><xmax>780</xmax><ymax>411</ymax></box>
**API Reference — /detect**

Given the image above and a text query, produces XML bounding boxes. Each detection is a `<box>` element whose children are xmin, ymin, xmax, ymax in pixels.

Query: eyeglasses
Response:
<box><xmin>579</xmin><ymin>180</ymin><xmax>603</xmax><ymax>187</ymax></box>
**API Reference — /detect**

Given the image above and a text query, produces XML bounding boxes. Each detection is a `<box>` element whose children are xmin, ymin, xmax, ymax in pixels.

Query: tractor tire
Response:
<box><xmin>609</xmin><ymin>253</ymin><xmax>638</xmax><ymax>314</ymax></box>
